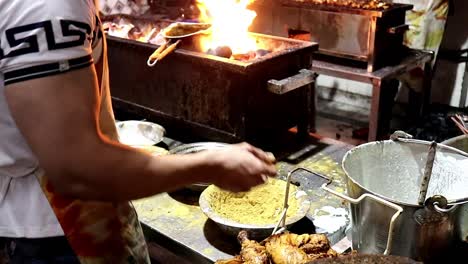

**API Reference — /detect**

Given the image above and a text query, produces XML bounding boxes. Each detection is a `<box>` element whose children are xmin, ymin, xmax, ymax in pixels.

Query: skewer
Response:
<box><xmin>451</xmin><ymin>116</ymin><xmax>468</xmax><ymax>135</ymax></box>
<box><xmin>418</xmin><ymin>142</ymin><xmax>437</xmax><ymax>205</ymax></box>
<box><xmin>455</xmin><ymin>114</ymin><xmax>467</xmax><ymax>129</ymax></box>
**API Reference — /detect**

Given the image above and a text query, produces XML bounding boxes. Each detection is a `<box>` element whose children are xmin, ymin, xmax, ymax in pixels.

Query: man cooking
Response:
<box><xmin>0</xmin><ymin>0</ymin><xmax>276</xmax><ymax>263</ymax></box>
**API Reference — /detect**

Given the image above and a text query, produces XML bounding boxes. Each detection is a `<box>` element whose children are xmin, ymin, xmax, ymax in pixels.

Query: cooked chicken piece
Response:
<box><xmin>216</xmin><ymin>232</ymin><xmax>337</xmax><ymax>264</ymax></box>
<box><xmin>215</xmin><ymin>255</ymin><xmax>243</xmax><ymax>264</ymax></box>
<box><xmin>264</xmin><ymin>233</ymin><xmax>310</xmax><ymax>264</ymax></box>
<box><xmin>293</xmin><ymin>234</ymin><xmax>336</xmax><ymax>256</ymax></box>
<box><xmin>305</xmin><ymin>249</ymin><xmax>338</xmax><ymax>262</ymax></box>
<box><xmin>264</xmin><ymin>233</ymin><xmax>336</xmax><ymax>264</ymax></box>
<box><xmin>266</xmin><ymin>243</ymin><xmax>310</xmax><ymax>264</ymax></box>
<box><xmin>238</xmin><ymin>231</ymin><xmax>270</xmax><ymax>264</ymax></box>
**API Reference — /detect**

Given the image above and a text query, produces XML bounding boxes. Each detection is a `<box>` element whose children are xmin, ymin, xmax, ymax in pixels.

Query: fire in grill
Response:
<box><xmin>104</xmin><ymin>0</ymin><xmax>318</xmax><ymax>142</ymax></box>
<box><xmin>106</xmin><ymin>32</ymin><xmax>317</xmax><ymax>142</ymax></box>
<box><xmin>104</xmin><ymin>19</ymin><xmax>297</xmax><ymax>63</ymax></box>
<box><xmin>105</xmin><ymin>0</ymin><xmax>297</xmax><ymax>63</ymax></box>
<box><xmin>104</xmin><ymin>19</ymin><xmax>291</xmax><ymax>63</ymax></box>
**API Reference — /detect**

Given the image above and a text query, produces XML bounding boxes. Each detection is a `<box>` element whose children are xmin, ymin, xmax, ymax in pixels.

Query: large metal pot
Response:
<box><xmin>322</xmin><ymin>133</ymin><xmax>468</xmax><ymax>262</ymax></box>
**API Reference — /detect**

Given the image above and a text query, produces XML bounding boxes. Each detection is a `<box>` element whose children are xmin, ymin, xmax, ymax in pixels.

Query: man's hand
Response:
<box><xmin>202</xmin><ymin>143</ymin><xmax>277</xmax><ymax>192</ymax></box>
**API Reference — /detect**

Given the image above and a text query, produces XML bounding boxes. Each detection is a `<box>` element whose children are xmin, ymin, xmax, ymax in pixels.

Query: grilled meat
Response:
<box><xmin>215</xmin><ymin>232</ymin><xmax>337</xmax><ymax>264</ymax></box>
<box><xmin>264</xmin><ymin>233</ymin><xmax>337</xmax><ymax>264</ymax></box>
<box><xmin>238</xmin><ymin>230</ymin><xmax>270</xmax><ymax>264</ymax></box>
<box><xmin>265</xmin><ymin>237</ymin><xmax>310</xmax><ymax>264</ymax></box>
<box><xmin>215</xmin><ymin>255</ymin><xmax>244</xmax><ymax>264</ymax></box>
<box><xmin>294</xmin><ymin>234</ymin><xmax>337</xmax><ymax>260</ymax></box>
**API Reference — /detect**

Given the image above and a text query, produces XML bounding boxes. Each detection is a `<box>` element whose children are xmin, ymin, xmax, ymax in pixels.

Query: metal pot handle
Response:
<box><xmin>425</xmin><ymin>195</ymin><xmax>463</xmax><ymax>213</ymax></box>
<box><xmin>391</xmin><ymin>131</ymin><xmax>468</xmax><ymax>207</ymax></box>
<box><xmin>320</xmin><ymin>179</ymin><xmax>403</xmax><ymax>255</ymax></box>
<box><xmin>279</xmin><ymin>168</ymin><xmax>403</xmax><ymax>255</ymax></box>
<box><xmin>391</xmin><ymin>131</ymin><xmax>468</xmax><ymax>158</ymax></box>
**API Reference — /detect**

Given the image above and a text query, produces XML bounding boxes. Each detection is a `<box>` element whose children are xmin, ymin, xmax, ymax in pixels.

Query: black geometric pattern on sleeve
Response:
<box><xmin>0</xmin><ymin>20</ymin><xmax>92</xmax><ymax>60</ymax></box>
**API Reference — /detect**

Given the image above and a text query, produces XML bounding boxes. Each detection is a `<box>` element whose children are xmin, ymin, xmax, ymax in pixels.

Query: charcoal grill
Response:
<box><xmin>106</xmin><ymin>22</ymin><xmax>318</xmax><ymax>142</ymax></box>
<box><xmin>277</xmin><ymin>1</ymin><xmax>413</xmax><ymax>72</ymax></box>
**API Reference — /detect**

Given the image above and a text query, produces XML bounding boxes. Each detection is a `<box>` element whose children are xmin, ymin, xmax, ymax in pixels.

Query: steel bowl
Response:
<box><xmin>199</xmin><ymin>181</ymin><xmax>311</xmax><ymax>240</ymax></box>
<box><xmin>116</xmin><ymin>120</ymin><xmax>165</xmax><ymax>146</ymax></box>
<box><xmin>169</xmin><ymin>142</ymin><xmax>229</xmax><ymax>191</ymax></box>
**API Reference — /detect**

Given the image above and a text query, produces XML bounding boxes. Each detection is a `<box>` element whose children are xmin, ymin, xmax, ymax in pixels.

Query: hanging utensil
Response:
<box><xmin>147</xmin><ymin>39</ymin><xmax>181</xmax><ymax>66</ymax></box>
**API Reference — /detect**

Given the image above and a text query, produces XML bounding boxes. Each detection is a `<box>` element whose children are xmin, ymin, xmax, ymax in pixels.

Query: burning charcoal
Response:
<box><xmin>255</xmin><ymin>49</ymin><xmax>270</xmax><ymax>57</ymax></box>
<box><xmin>232</xmin><ymin>53</ymin><xmax>249</xmax><ymax>61</ymax></box>
<box><xmin>232</xmin><ymin>51</ymin><xmax>257</xmax><ymax>61</ymax></box>
<box><xmin>206</xmin><ymin>48</ymin><xmax>216</xmax><ymax>56</ymax></box>
<box><xmin>128</xmin><ymin>26</ymin><xmax>143</xmax><ymax>40</ymax></box>
<box><xmin>248</xmin><ymin>51</ymin><xmax>257</xmax><ymax>60</ymax></box>
<box><xmin>214</xmin><ymin>46</ymin><xmax>233</xmax><ymax>59</ymax></box>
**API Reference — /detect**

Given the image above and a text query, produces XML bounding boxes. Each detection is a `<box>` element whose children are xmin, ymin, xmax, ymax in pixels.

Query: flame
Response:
<box><xmin>196</xmin><ymin>0</ymin><xmax>257</xmax><ymax>54</ymax></box>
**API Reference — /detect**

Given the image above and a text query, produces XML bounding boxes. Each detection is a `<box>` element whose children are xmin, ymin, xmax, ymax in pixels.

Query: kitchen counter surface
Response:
<box><xmin>133</xmin><ymin>135</ymin><xmax>353</xmax><ymax>263</ymax></box>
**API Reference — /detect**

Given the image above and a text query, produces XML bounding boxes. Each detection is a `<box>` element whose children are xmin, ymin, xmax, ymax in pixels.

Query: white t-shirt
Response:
<box><xmin>0</xmin><ymin>0</ymin><xmax>104</xmax><ymax>238</ymax></box>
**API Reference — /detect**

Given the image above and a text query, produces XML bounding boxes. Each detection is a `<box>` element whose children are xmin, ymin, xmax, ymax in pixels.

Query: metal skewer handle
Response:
<box><xmin>271</xmin><ymin>167</ymin><xmax>295</xmax><ymax>235</ymax></box>
<box><xmin>272</xmin><ymin>167</ymin><xmax>328</xmax><ymax>235</ymax></box>
<box><xmin>272</xmin><ymin>167</ymin><xmax>315</xmax><ymax>235</ymax></box>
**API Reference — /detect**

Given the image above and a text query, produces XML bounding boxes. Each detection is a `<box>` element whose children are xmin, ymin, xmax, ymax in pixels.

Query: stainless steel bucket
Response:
<box><xmin>323</xmin><ymin>132</ymin><xmax>468</xmax><ymax>262</ymax></box>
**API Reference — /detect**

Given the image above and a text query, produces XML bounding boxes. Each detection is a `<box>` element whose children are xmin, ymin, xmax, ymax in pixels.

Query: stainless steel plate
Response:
<box><xmin>116</xmin><ymin>120</ymin><xmax>165</xmax><ymax>146</ymax></box>
<box><xmin>199</xmin><ymin>181</ymin><xmax>311</xmax><ymax>240</ymax></box>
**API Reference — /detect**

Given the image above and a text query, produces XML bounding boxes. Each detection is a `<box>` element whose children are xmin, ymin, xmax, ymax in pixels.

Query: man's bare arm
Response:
<box><xmin>5</xmin><ymin>65</ymin><xmax>276</xmax><ymax>201</ymax></box>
